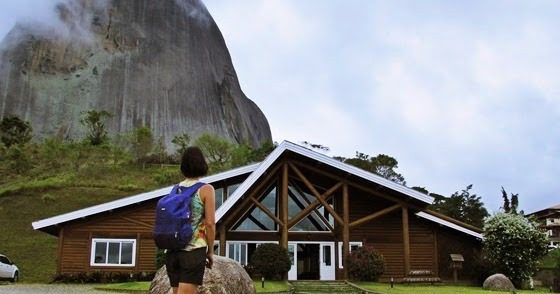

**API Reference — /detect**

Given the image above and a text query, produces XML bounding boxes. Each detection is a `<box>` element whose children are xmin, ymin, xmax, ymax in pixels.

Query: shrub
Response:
<box><xmin>248</xmin><ymin>243</ymin><xmax>291</xmax><ymax>280</ymax></box>
<box><xmin>346</xmin><ymin>246</ymin><xmax>385</xmax><ymax>281</ymax></box>
<box><xmin>483</xmin><ymin>213</ymin><xmax>548</xmax><ymax>287</ymax></box>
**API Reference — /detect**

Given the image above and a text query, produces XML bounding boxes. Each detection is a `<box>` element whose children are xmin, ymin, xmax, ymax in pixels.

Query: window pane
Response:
<box><xmin>228</xmin><ymin>244</ymin><xmax>235</xmax><ymax>259</ymax></box>
<box><xmin>288</xmin><ymin>245</ymin><xmax>295</xmax><ymax>265</ymax></box>
<box><xmin>323</xmin><ymin>245</ymin><xmax>331</xmax><ymax>266</ymax></box>
<box><xmin>215</xmin><ymin>188</ymin><xmax>224</xmax><ymax>208</ymax></box>
<box><xmin>227</xmin><ymin>183</ymin><xmax>240</xmax><ymax>196</ymax></box>
<box><xmin>121</xmin><ymin>242</ymin><xmax>133</xmax><ymax>265</ymax></box>
<box><xmin>94</xmin><ymin>242</ymin><xmax>107</xmax><ymax>264</ymax></box>
<box><xmin>107</xmin><ymin>242</ymin><xmax>120</xmax><ymax>264</ymax></box>
<box><xmin>241</xmin><ymin>244</ymin><xmax>247</xmax><ymax>265</ymax></box>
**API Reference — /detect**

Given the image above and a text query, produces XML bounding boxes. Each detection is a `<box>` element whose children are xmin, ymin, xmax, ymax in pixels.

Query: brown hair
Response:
<box><xmin>180</xmin><ymin>146</ymin><xmax>208</xmax><ymax>178</ymax></box>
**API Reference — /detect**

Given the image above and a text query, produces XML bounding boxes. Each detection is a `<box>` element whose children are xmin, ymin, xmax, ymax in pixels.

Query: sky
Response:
<box><xmin>1</xmin><ymin>0</ymin><xmax>559</xmax><ymax>214</ymax></box>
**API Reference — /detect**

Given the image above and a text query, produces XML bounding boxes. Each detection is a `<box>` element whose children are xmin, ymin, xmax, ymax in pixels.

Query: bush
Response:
<box><xmin>248</xmin><ymin>243</ymin><xmax>291</xmax><ymax>280</ymax></box>
<box><xmin>483</xmin><ymin>213</ymin><xmax>549</xmax><ymax>287</ymax></box>
<box><xmin>346</xmin><ymin>246</ymin><xmax>385</xmax><ymax>281</ymax></box>
<box><xmin>52</xmin><ymin>271</ymin><xmax>154</xmax><ymax>283</ymax></box>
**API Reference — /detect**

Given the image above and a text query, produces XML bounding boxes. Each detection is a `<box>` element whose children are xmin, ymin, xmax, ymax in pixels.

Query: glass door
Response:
<box><xmin>319</xmin><ymin>242</ymin><xmax>335</xmax><ymax>280</ymax></box>
<box><xmin>288</xmin><ymin>243</ymin><xmax>297</xmax><ymax>280</ymax></box>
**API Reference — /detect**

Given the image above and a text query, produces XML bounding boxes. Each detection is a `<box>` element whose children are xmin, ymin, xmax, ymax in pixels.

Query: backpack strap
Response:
<box><xmin>176</xmin><ymin>182</ymin><xmax>206</xmax><ymax>195</ymax></box>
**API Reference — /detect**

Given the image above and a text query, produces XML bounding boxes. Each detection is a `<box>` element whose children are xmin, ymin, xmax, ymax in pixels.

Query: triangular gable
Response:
<box><xmin>216</xmin><ymin>141</ymin><xmax>433</xmax><ymax>222</ymax></box>
<box><xmin>217</xmin><ymin>141</ymin><xmax>483</xmax><ymax>240</ymax></box>
<box><xmin>32</xmin><ymin>163</ymin><xmax>260</xmax><ymax>234</ymax></box>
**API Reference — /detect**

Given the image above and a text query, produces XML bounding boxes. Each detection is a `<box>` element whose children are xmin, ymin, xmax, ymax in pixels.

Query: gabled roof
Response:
<box><xmin>527</xmin><ymin>203</ymin><xmax>560</xmax><ymax>217</ymax></box>
<box><xmin>33</xmin><ymin>140</ymin><xmax>482</xmax><ymax>240</ymax></box>
<box><xmin>32</xmin><ymin>163</ymin><xmax>260</xmax><ymax>233</ymax></box>
<box><xmin>216</xmin><ymin>140</ymin><xmax>433</xmax><ymax>221</ymax></box>
<box><xmin>416</xmin><ymin>212</ymin><xmax>482</xmax><ymax>239</ymax></box>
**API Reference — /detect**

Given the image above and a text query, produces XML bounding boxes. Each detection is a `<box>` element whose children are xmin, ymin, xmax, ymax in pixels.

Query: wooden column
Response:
<box><xmin>402</xmin><ymin>206</ymin><xmax>410</xmax><ymax>275</ymax></box>
<box><xmin>219</xmin><ymin>225</ymin><xmax>226</xmax><ymax>256</ymax></box>
<box><xmin>280</xmin><ymin>163</ymin><xmax>289</xmax><ymax>250</ymax></box>
<box><xmin>342</xmin><ymin>183</ymin><xmax>350</xmax><ymax>280</ymax></box>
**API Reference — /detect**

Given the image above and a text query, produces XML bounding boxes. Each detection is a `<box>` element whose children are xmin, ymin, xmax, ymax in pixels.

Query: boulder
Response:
<box><xmin>483</xmin><ymin>273</ymin><xmax>516</xmax><ymax>293</ymax></box>
<box><xmin>149</xmin><ymin>255</ymin><xmax>256</xmax><ymax>294</ymax></box>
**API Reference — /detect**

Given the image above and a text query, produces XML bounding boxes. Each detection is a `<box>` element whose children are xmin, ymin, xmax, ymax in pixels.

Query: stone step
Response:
<box><xmin>291</xmin><ymin>281</ymin><xmax>363</xmax><ymax>294</ymax></box>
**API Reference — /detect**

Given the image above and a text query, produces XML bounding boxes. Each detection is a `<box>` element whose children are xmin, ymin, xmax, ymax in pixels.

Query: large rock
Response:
<box><xmin>0</xmin><ymin>0</ymin><xmax>271</xmax><ymax>150</ymax></box>
<box><xmin>483</xmin><ymin>273</ymin><xmax>516</xmax><ymax>293</ymax></box>
<box><xmin>149</xmin><ymin>255</ymin><xmax>256</xmax><ymax>294</ymax></box>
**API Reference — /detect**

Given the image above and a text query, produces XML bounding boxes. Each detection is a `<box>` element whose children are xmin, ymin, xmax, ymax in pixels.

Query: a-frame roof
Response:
<box><xmin>216</xmin><ymin>141</ymin><xmax>433</xmax><ymax>221</ymax></box>
<box><xmin>32</xmin><ymin>140</ymin><xmax>482</xmax><ymax>239</ymax></box>
<box><xmin>32</xmin><ymin>163</ymin><xmax>260</xmax><ymax>234</ymax></box>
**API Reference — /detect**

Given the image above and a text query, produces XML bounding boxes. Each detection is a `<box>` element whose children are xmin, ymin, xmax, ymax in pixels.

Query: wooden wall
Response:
<box><xmin>59</xmin><ymin>202</ymin><xmax>157</xmax><ymax>274</ymax></box>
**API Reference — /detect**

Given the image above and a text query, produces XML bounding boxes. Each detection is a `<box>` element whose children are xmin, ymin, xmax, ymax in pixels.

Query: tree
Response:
<box><xmin>248</xmin><ymin>243</ymin><xmax>291</xmax><ymax>280</ymax></box>
<box><xmin>501</xmin><ymin>187</ymin><xmax>520</xmax><ymax>214</ymax></box>
<box><xmin>301</xmin><ymin>141</ymin><xmax>330</xmax><ymax>151</ymax></box>
<box><xmin>171</xmin><ymin>133</ymin><xmax>191</xmax><ymax>157</ymax></box>
<box><xmin>130</xmin><ymin>126</ymin><xmax>154</xmax><ymax>165</ymax></box>
<box><xmin>0</xmin><ymin>115</ymin><xmax>32</xmax><ymax>147</ymax></box>
<box><xmin>483</xmin><ymin>213</ymin><xmax>548</xmax><ymax>287</ymax></box>
<box><xmin>195</xmin><ymin>133</ymin><xmax>235</xmax><ymax>172</ymax></box>
<box><xmin>79</xmin><ymin>110</ymin><xmax>112</xmax><ymax>145</ymax></box>
<box><xmin>430</xmin><ymin>184</ymin><xmax>488</xmax><ymax>228</ymax></box>
<box><xmin>340</xmin><ymin>152</ymin><xmax>406</xmax><ymax>185</ymax></box>
<box><xmin>346</xmin><ymin>246</ymin><xmax>385</xmax><ymax>281</ymax></box>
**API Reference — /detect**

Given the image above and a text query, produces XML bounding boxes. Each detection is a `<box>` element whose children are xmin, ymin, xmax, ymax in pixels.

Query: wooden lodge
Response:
<box><xmin>33</xmin><ymin>141</ymin><xmax>483</xmax><ymax>281</ymax></box>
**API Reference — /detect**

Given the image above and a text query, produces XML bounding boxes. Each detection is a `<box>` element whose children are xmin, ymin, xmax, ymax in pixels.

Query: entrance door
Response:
<box><xmin>320</xmin><ymin>243</ymin><xmax>335</xmax><ymax>280</ymax></box>
<box><xmin>288</xmin><ymin>243</ymin><xmax>297</xmax><ymax>280</ymax></box>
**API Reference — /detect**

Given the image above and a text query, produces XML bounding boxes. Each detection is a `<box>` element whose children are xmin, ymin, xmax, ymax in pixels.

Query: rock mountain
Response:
<box><xmin>0</xmin><ymin>0</ymin><xmax>271</xmax><ymax>149</ymax></box>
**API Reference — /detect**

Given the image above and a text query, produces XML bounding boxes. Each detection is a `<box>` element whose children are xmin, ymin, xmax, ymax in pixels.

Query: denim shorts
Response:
<box><xmin>165</xmin><ymin>247</ymin><xmax>207</xmax><ymax>286</ymax></box>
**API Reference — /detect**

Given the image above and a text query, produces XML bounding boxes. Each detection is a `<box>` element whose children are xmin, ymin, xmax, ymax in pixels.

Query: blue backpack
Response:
<box><xmin>153</xmin><ymin>182</ymin><xmax>205</xmax><ymax>250</ymax></box>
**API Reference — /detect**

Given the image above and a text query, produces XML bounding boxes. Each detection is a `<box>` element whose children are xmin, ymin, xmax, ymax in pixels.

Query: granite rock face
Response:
<box><xmin>149</xmin><ymin>255</ymin><xmax>256</xmax><ymax>294</ymax></box>
<box><xmin>0</xmin><ymin>0</ymin><xmax>271</xmax><ymax>149</ymax></box>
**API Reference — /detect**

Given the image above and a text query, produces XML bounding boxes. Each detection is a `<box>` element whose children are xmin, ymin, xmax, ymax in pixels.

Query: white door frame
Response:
<box><xmin>287</xmin><ymin>241</ymin><xmax>336</xmax><ymax>281</ymax></box>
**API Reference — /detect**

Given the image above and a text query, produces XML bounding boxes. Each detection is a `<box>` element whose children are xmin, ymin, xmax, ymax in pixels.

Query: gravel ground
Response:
<box><xmin>0</xmin><ymin>283</ymin><xmax>119</xmax><ymax>293</ymax></box>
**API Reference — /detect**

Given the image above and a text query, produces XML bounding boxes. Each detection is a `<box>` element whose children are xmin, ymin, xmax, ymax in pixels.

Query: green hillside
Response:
<box><xmin>0</xmin><ymin>123</ymin><xmax>273</xmax><ymax>283</ymax></box>
<box><xmin>0</xmin><ymin>165</ymin><xmax>181</xmax><ymax>282</ymax></box>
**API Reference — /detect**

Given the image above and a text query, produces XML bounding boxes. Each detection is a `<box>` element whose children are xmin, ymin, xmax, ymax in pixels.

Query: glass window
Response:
<box><xmin>215</xmin><ymin>188</ymin><xmax>224</xmax><ymax>208</ymax></box>
<box><xmin>288</xmin><ymin>184</ymin><xmax>331</xmax><ymax>232</ymax></box>
<box><xmin>227</xmin><ymin>183</ymin><xmax>240</xmax><ymax>197</ymax></box>
<box><xmin>227</xmin><ymin>242</ymin><xmax>248</xmax><ymax>265</ymax></box>
<box><xmin>232</xmin><ymin>186</ymin><xmax>278</xmax><ymax>231</ymax></box>
<box><xmin>323</xmin><ymin>245</ymin><xmax>331</xmax><ymax>266</ymax></box>
<box><xmin>91</xmin><ymin>239</ymin><xmax>136</xmax><ymax>267</ymax></box>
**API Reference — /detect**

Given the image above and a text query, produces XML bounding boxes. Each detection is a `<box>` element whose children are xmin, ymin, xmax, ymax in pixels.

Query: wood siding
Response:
<box><xmin>59</xmin><ymin>203</ymin><xmax>157</xmax><ymax>274</ymax></box>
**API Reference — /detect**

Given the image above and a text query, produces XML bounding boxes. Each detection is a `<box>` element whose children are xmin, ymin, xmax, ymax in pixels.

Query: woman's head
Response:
<box><xmin>180</xmin><ymin>146</ymin><xmax>208</xmax><ymax>178</ymax></box>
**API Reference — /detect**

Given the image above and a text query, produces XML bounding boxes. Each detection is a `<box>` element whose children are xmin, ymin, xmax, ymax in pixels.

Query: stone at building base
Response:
<box><xmin>483</xmin><ymin>273</ymin><xmax>516</xmax><ymax>293</ymax></box>
<box><xmin>149</xmin><ymin>255</ymin><xmax>256</xmax><ymax>294</ymax></box>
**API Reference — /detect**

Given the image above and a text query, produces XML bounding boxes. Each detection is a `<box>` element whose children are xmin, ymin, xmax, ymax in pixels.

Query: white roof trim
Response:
<box><xmin>416</xmin><ymin>212</ymin><xmax>483</xmax><ymax>239</ymax></box>
<box><xmin>217</xmin><ymin>141</ymin><xmax>433</xmax><ymax>222</ymax></box>
<box><xmin>32</xmin><ymin>163</ymin><xmax>260</xmax><ymax>231</ymax></box>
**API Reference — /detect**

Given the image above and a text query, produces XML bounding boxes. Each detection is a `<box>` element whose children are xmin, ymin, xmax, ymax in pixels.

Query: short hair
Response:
<box><xmin>180</xmin><ymin>146</ymin><xmax>209</xmax><ymax>178</ymax></box>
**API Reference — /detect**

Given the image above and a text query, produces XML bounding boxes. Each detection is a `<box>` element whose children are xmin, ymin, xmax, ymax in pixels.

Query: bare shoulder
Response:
<box><xmin>200</xmin><ymin>183</ymin><xmax>214</xmax><ymax>193</ymax></box>
<box><xmin>199</xmin><ymin>184</ymin><xmax>215</xmax><ymax>198</ymax></box>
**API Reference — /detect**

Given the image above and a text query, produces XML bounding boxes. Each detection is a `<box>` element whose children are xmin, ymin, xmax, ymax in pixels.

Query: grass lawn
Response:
<box><xmin>96</xmin><ymin>280</ymin><xmax>289</xmax><ymax>293</ymax></box>
<box><xmin>355</xmin><ymin>282</ymin><xmax>552</xmax><ymax>294</ymax></box>
<box><xmin>96</xmin><ymin>281</ymin><xmax>150</xmax><ymax>292</ymax></box>
<box><xmin>253</xmin><ymin>280</ymin><xmax>289</xmax><ymax>292</ymax></box>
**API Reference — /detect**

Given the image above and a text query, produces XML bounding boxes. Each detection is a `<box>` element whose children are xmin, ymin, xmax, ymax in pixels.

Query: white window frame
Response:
<box><xmin>225</xmin><ymin>241</ymin><xmax>277</xmax><ymax>266</ymax></box>
<box><xmin>337</xmin><ymin>242</ymin><xmax>363</xmax><ymax>269</ymax></box>
<box><xmin>90</xmin><ymin>238</ymin><xmax>137</xmax><ymax>267</ymax></box>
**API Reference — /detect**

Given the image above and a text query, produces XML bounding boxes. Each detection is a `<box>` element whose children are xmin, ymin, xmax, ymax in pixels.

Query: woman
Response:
<box><xmin>165</xmin><ymin>146</ymin><xmax>215</xmax><ymax>294</ymax></box>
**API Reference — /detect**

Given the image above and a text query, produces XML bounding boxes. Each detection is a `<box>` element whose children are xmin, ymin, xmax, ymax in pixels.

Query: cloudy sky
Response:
<box><xmin>1</xmin><ymin>1</ymin><xmax>559</xmax><ymax>214</ymax></box>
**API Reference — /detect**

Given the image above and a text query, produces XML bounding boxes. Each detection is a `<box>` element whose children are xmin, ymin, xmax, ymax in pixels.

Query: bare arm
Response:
<box><xmin>200</xmin><ymin>184</ymin><xmax>215</xmax><ymax>268</ymax></box>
